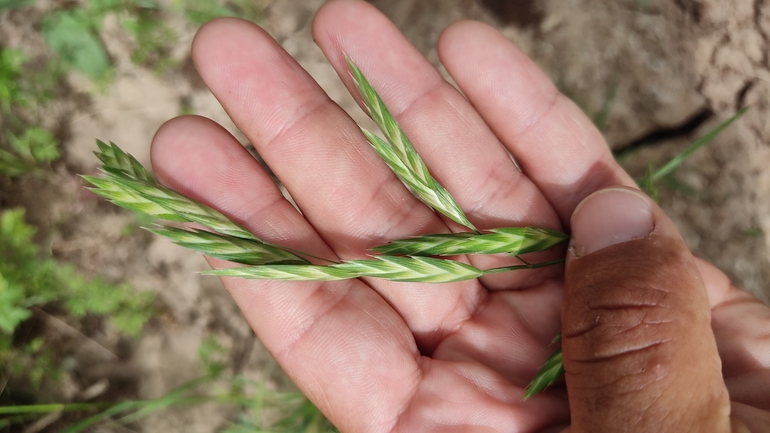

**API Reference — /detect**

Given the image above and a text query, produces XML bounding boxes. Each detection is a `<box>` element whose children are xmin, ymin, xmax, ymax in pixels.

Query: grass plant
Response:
<box><xmin>0</xmin><ymin>376</ymin><xmax>334</xmax><ymax>433</ymax></box>
<box><xmin>636</xmin><ymin>107</ymin><xmax>748</xmax><ymax>200</ymax></box>
<box><xmin>0</xmin><ymin>207</ymin><xmax>155</xmax><ymax>398</ymax></box>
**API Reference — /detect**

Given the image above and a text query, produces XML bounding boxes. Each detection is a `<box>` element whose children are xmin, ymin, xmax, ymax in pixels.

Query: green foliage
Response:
<box><xmin>41</xmin><ymin>9</ymin><xmax>112</xmax><ymax>80</ymax></box>
<box><xmin>0</xmin><ymin>208</ymin><xmax>155</xmax><ymax>395</ymax></box>
<box><xmin>174</xmin><ymin>0</ymin><xmax>263</xmax><ymax>26</ymax></box>
<box><xmin>226</xmin><ymin>381</ymin><xmax>338</xmax><ymax>433</ymax></box>
<box><xmin>120</xmin><ymin>5</ymin><xmax>179</xmax><ymax>73</ymax></box>
<box><xmin>5</xmin><ymin>337</ymin><xmax>62</xmax><ymax>390</ymax></box>
<box><xmin>0</xmin><ymin>48</ymin><xmax>64</xmax><ymax>111</ymax></box>
<box><xmin>0</xmin><ymin>273</ymin><xmax>32</xmax><ymax>334</ymax></box>
<box><xmin>0</xmin><ymin>127</ymin><xmax>60</xmax><ymax>176</ymax></box>
<box><xmin>0</xmin><ymin>0</ymin><xmax>35</xmax><ymax>12</ymax></box>
<box><xmin>176</xmin><ymin>0</ymin><xmax>238</xmax><ymax>27</ymax></box>
<box><xmin>198</xmin><ymin>336</ymin><xmax>228</xmax><ymax>377</ymax></box>
<box><xmin>0</xmin><ymin>208</ymin><xmax>155</xmax><ymax>337</ymax></box>
<box><xmin>0</xmin><ymin>46</ymin><xmax>65</xmax><ymax>175</ymax></box>
<box><xmin>0</xmin><ymin>49</ymin><xmax>27</xmax><ymax>109</ymax></box>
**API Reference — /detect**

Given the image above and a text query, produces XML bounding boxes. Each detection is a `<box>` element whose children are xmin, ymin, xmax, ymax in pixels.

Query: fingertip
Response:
<box><xmin>438</xmin><ymin>20</ymin><xmax>501</xmax><ymax>56</ymax></box>
<box><xmin>568</xmin><ymin>187</ymin><xmax>654</xmax><ymax>257</ymax></box>
<box><xmin>151</xmin><ymin>115</ymin><xmax>214</xmax><ymax>164</ymax></box>
<box><xmin>192</xmin><ymin>17</ymin><xmax>255</xmax><ymax>64</ymax></box>
<box><xmin>312</xmin><ymin>0</ymin><xmax>439</xmax><ymax>111</ymax></box>
<box><xmin>150</xmin><ymin>115</ymin><xmax>240</xmax><ymax>194</ymax></box>
<box><xmin>312</xmin><ymin>0</ymin><xmax>375</xmax><ymax>47</ymax></box>
<box><xmin>312</xmin><ymin>0</ymin><xmax>374</xmax><ymax>41</ymax></box>
<box><xmin>438</xmin><ymin>19</ymin><xmax>557</xmax><ymax>109</ymax></box>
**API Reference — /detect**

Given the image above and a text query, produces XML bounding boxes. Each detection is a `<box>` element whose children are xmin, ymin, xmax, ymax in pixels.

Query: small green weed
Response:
<box><xmin>0</xmin><ymin>49</ymin><xmax>27</xmax><ymax>110</ymax></box>
<box><xmin>35</xmin><ymin>0</ymin><xmax>265</xmax><ymax>78</ymax></box>
<box><xmin>0</xmin><ymin>47</ymin><xmax>65</xmax><ymax>177</ymax></box>
<box><xmin>0</xmin><ymin>208</ymin><xmax>154</xmax><ymax>395</ymax></box>
<box><xmin>42</xmin><ymin>9</ymin><xmax>112</xmax><ymax>80</ymax></box>
<box><xmin>0</xmin><ymin>127</ymin><xmax>60</xmax><ymax>176</ymax></box>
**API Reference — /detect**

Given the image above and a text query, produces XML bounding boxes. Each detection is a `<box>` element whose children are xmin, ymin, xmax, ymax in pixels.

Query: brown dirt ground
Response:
<box><xmin>1</xmin><ymin>0</ymin><xmax>768</xmax><ymax>431</ymax></box>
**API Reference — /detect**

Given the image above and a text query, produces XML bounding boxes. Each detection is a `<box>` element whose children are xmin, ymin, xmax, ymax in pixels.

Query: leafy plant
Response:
<box><xmin>0</xmin><ymin>273</ymin><xmax>31</xmax><ymax>334</ymax></box>
<box><xmin>0</xmin><ymin>207</ymin><xmax>155</xmax><ymax>397</ymax></box>
<box><xmin>0</xmin><ymin>46</ymin><xmax>65</xmax><ymax>180</ymax></box>
<box><xmin>41</xmin><ymin>9</ymin><xmax>112</xmax><ymax>80</ymax></box>
<box><xmin>0</xmin><ymin>127</ymin><xmax>60</xmax><ymax>176</ymax></box>
<box><xmin>37</xmin><ymin>0</ymin><xmax>264</xmax><ymax>79</ymax></box>
<box><xmin>0</xmin><ymin>49</ymin><xmax>27</xmax><ymax>110</ymax></box>
<box><xmin>120</xmin><ymin>4</ymin><xmax>179</xmax><ymax>73</ymax></box>
<box><xmin>173</xmin><ymin>0</ymin><xmax>263</xmax><ymax>27</ymax></box>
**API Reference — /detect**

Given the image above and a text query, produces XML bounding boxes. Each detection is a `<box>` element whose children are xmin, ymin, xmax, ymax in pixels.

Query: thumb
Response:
<box><xmin>562</xmin><ymin>187</ymin><xmax>736</xmax><ymax>433</ymax></box>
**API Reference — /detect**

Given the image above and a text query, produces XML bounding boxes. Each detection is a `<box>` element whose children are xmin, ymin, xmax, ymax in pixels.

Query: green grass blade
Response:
<box><xmin>593</xmin><ymin>84</ymin><xmax>617</xmax><ymax>132</ymax></box>
<box><xmin>373</xmin><ymin>227</ymin><xmax>568</xmax><ymax>256</ymax></box>
<box><xmin>650</xmin><ymin>107</ymin><xmax>748</xmax><ymax>181</ymax></box>
<box><xmin>348</xmin><ymin>58</ymin><xmax>476</xmax><ymax>231</ymax></box>
<box><xmin>523</xmin><ymin>347</ymin><xmax>564</xmax><ymax>399</ymax></box>
<box><xmin>147</xmin><ymin>226</ymin><xmax>309</xmax><ymax>265</ymax></box>
<box><xmin>59</xmin><ymin>376</ymin><xmax>216</xmax><ymax>433</ymax></box>
<box><xmin>58</xmin><ymin>401</ymin><xmax>137</xmax><ymax>433</ymax></box>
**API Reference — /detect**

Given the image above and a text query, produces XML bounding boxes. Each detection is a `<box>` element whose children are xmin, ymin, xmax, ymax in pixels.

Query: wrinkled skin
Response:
<box><xmin>149</xmin><ymin>1</ymin><xmax>770</xmax><ymax>431</ymax></box>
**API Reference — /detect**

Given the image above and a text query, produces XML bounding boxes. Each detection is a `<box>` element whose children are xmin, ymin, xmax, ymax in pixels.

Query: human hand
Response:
<box><xmin>148</xmin><ymin>1</ymin><xmax>770</xmax><ymax>431</ymax></box>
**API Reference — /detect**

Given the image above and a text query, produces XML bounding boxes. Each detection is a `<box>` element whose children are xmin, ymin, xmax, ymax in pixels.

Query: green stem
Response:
<box><xmin>482</xmin><ymin>258</ymin><xmax>565</xmax><ymax>275</ymax></box>
<box><xmin>0</xmin><ymin>394</ymin><xmax>253</xmax><ymax>415</ymax></box>
<box><xmin>279</xmin><ymin>246</ymin><xmax>340</xmax><ymax>265</ymax></box>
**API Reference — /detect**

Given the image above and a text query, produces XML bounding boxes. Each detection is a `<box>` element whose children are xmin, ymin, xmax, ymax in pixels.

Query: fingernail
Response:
<box><xmin>570</xmin><ymin>188</ymin><xmax>654</xmax><ymax>257</ymax></box>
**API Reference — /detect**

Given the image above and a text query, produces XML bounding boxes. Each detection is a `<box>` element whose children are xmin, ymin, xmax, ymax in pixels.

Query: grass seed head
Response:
<box><xmin>148</xmin><ymin>226</ymin><xmax>309</xmax><ymax>265</ymax></box>
<box><xmin>348</xmin><ymin>58</ymin><xmax>477</xmax><ymax>231</ymax></box>
<box><xmin>373</xmin><ymin>227</ymin><xmax>568</xmax><ymax>256</ymax></box>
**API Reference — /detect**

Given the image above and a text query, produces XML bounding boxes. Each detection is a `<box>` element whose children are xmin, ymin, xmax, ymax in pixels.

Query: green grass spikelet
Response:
<box><xmin>373</xmin><ymin>227</ymin><xmax>569</xmax><ymax>256</ymax></box>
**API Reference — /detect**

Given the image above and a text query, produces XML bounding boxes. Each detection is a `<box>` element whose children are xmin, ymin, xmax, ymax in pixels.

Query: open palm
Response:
<box><xmin>149</xmin><ymin>1</ymin><xmax>770</xmax><ymax>431</ymax></box>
